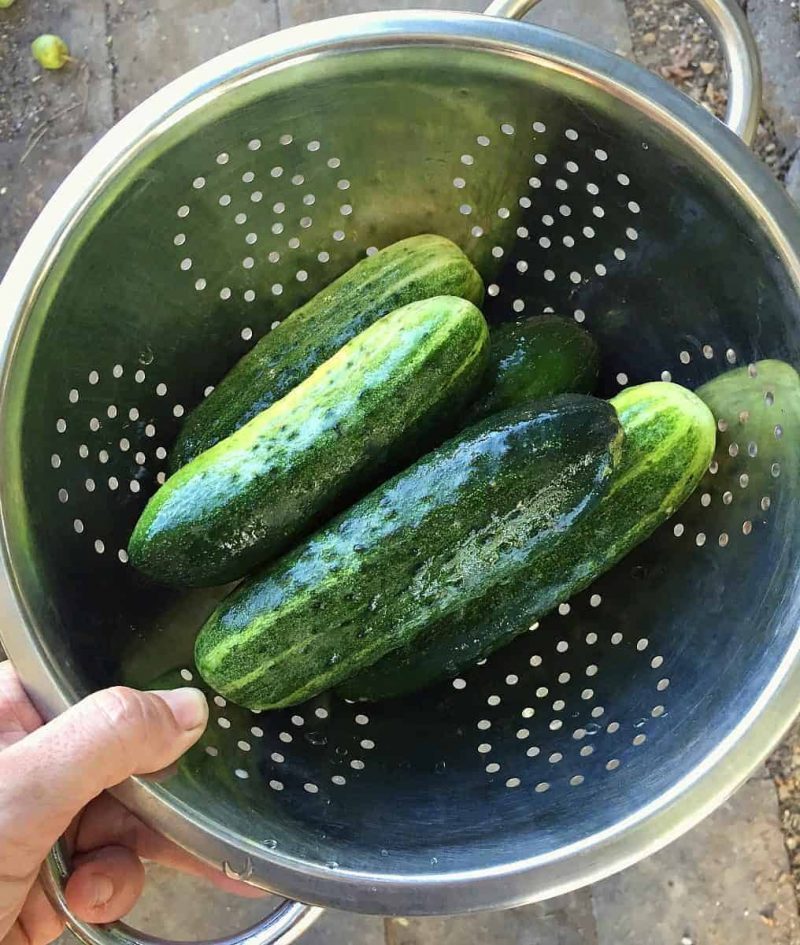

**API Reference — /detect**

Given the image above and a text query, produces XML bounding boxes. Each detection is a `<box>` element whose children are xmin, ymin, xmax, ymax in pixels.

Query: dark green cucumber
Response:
<box><xmin>129</xmin><ymin>296</ymin><xmax>489</xmax><ymax>587</ymax></box>
<box><xmin>472</xmin><ymin>315</ymin><xmax>599</xmax><ymax>418</ymax></box>
<box><xmin>170</xmin><ymin>234</ymin><xmax>485</xmax><ymax>470</ymax></box>
<box><xmin>195</xmin><ymin>396</ymin><xmax>623</xmax><ymax>709</ymax></box>
<box><xmin>341</xmin><ymin>381</ymin><xmax>716</xmax><ymax>701</ymax></box>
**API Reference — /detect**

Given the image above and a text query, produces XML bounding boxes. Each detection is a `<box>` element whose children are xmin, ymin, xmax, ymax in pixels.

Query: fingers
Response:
<box><xmin>9</xmin><ymin>879</ymin><xmax>65</xmax><ymax>945</ymax></box>
<box><xmin>0</xmin><ymin>923</ymin><xmax>29</xmax><ymax>945</ymax></box>
<box><xmin>0</xmin><ymin>662</ymin><xmax>43</xmax><ymax>750</ymax></box>
<box><xmin>75</xmin><ymin>795</ymin><xmax>266</xmax><ymax>899</ymax></box>
<box><xmin>65</xmin><ymin>847</ymin><xmax>145</xmax><ymax>925</ymax></box>
<box><xmin>0</xmin><ymin>686</ymin><xmax>207</xmax><ymax>879</ymax></box>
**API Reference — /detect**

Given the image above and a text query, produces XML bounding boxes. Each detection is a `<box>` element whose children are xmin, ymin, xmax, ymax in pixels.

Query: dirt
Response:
<box><xmin>768</xmin><ymin>720</ymin><xmax>800</xmax><ymax>906</ymax></box>
<box><xmin>0</xmin><ymin>1</ymin><xmax>94</xmax><ymax>147</ymax></box>
<box><xmin>624</xmin><ymin>0</ymin><xmax>791</xmax><ymax>178</ymax></box>
<box><xmin>0</xmin><ymin>1</ymin><xmax>44</xmax><ymax>142</ymax></box>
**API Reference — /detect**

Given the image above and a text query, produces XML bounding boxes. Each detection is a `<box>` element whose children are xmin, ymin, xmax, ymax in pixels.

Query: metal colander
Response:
<box><xmin>2</xmin><ymin>2</ymin><xmax>800</xmax><ymax>944</ymax></box>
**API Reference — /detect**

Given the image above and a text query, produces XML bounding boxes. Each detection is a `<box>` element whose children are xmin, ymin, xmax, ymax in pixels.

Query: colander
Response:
<box><xmin>2</xmin><ymin>0</ymin><xmax>800</xmax><ymax>943</ymax></box>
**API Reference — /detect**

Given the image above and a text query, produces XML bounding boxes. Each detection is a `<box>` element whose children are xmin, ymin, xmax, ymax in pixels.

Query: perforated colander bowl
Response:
<box><xmin>2</xmin><ymin>1</ymin><xmax>800</xmax><ymax>944</ymax></box>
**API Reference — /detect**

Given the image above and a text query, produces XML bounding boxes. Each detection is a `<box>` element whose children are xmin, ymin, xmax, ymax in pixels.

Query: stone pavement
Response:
<box><xmin>124</xmin><ymin>776</ymin><xmax>800</xmax><ymax>944</ymax></box>
<box><xmin>748</xmin><ymin>0</ymin><xmax>800</xmax><ymax>162</ymax></box>
<box><xmin>0</xmin><ymin>0</ymin><xmax>798</xmax><ymax>942</ymax></box>
<box><xmin>747</xmin><ymin>0</ymin><xmax>800</xmax><ymax>203</ymax></box>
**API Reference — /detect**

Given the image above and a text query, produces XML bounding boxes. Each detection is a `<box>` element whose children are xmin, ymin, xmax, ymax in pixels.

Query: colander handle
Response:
<box><xmin>483</xmin><ymin>0</ymin><xmax>762</xmax><ymax>144</ymax></box>
<box><xmin>42</xmin><ymin>841</ymin><xmax>323</xmax><ymax>945</ymax></box>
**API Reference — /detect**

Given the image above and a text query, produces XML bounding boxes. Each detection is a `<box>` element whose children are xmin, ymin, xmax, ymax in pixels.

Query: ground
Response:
<box><xmin>1</xmin><ymin>0</ymin><xmax>799</xmax><ymax>943</ymax></box>
<box><xmin>624</xmin><ymin>0</ymin><xmax>791</xmax><ymax>175</ymax></box>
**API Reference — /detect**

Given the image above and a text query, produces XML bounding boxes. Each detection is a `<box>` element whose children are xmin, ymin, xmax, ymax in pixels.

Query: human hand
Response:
<box><xmin>0</xmin><ymin>661</ymin><xmax>261</xmax><ymax>945</ymax></box>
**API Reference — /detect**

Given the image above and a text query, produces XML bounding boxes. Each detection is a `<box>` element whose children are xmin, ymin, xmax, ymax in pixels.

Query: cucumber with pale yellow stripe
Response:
<box><xmin>340</xmin><ymin>382</ymin><xmax>716</xmax><ymax>701</ymax></box>
<box><xmin>169</xmin><ymin>235</ymin><xmax>485</xmax><ymax>469</ymax></box>
<box><xmin>194</xmin><ymin>395</ymin><xmax>623</xmax><ymax>709</ymax></box>
<box><xmin>128</xmin><ymin>295</ymin><xmax>489</xmax><ymax>587</ymax></box>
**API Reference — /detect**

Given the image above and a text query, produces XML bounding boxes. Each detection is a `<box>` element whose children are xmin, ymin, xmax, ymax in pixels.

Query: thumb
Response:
<box><xmin>0</xmin><ymin>686</ymin><xmax>207</xmax><ymax>876</ymax></box>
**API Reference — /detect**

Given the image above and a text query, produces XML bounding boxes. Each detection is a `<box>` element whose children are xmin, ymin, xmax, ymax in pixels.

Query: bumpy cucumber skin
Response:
<box><xmin>195</xmin><ymin>396</ymin><xmax>623</xmax><ymax>710</ymax></box>
<box><xmin>472</xmin><ymin>315</ymin><xmax>599</xmax><ymax>418</ymax></box>
<box><xmin>341</xmin><ymin>381</ymin><xmax>716</xmax><ymax>701</ymax></box>
<box><xmin>129</xmin><ymin>296</ymin><xmax>489</xmax><ymax>587</ymax></box>
<box><xmin>169</xmin><ymin>235</ymin><xmax>485</xmax><ymax>470</ymax></box>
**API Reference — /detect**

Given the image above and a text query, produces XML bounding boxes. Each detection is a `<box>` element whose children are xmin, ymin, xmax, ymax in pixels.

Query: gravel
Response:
<box><xmin>625</xmin><ymin>0</ymin><xmax>790</xmax><ymax>178</ymax></box>
<box><xmin>768</xmin><ymin>720</ymin><xmax>800</xmax><ymax>908</ymax></box>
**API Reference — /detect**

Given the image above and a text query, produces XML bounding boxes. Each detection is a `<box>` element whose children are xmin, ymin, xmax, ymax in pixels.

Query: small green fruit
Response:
<box><xmin>0</xmin><ymin>0</ymin><xmax>17</xmax><ymax>9</ymax></box>
<box><xmin>32</xmin><ymin>34</ymin><xmax>71</xmax><ymax>69</ymax></box>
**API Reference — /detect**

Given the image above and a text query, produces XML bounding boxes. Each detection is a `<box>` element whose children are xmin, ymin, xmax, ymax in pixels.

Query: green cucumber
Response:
<box><xmin>697</xmin><ymin>359</ymin><xmax>800</xmax><ymax>422</ymax></box>
<box><xmin>195</xmin><ymin>395</ymin><xmax>623</xmax><ymax>709</ymax></box>
<box><xmin>341</xmin><ymin>381</ymin><xmax>716</xmax><ymax>701</ymax></box>
<box><xmin>472</xmin><ymin>315</ymin><xmax>599</xmax><ymax>418</ymax></box>
<box><xmin>170</xmin><ymin>234</ymin><xmax>485</xmax><ymax>470</ymax></box>
<box><xmin>129</xmin><ymin>296</ymin><xmax>489</xmax><ymax>587</ymax></box>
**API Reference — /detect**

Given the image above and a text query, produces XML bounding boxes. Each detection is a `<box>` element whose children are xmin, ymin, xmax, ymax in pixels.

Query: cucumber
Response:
<box><xmin>697</xmin><ymin>359</ymin><xmax>800</xmax><ymax>420</ymax></box>
<box><xmin>195</xmin><ymin>396</ymin><xmax>623</xmax><ymax>710</ymax></box>
<box><xmin>472</xmin><ymin>315</ymin><xmax>599</xmax><ymax>418</ymax></box>
<box><xmin>341</xmin><ymin>381</ymin><xmax>715</xmax><ymax>701</ymax></box>
<box><xmin>170</xmin><ymin>234</ymin><xmax>485</xmax><ymax>470</ymax></box>
<box><xmin>129</xmin><ymin>296</ymin><xmax>489</xmax><ymax>587</ymax></box>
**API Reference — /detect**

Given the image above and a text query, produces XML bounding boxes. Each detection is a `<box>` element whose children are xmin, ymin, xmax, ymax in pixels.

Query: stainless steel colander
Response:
<box><xmin>2</xmin><ymin>1</ymin><xmax>800</xmax><ymax>943</ymax></box>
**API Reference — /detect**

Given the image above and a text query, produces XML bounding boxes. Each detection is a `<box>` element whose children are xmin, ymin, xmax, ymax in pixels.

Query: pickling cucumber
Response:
<box><xmin>472</xmin><ymin>315</ymin><xmax>599</xmax><ymax>418</ymax></box>
<box><xmin>341</xmin><ymin>381</ymin><xmax>716</xmax><ymax>700</ymax></box>
<box><xmin>129</xmin><ymin>295</ymin><xmax>489</xmax><ymax>587</ymax></box>
<box><xmin>169</xmin><ymin>234</ymin><xmax>485</xmax><ymax>469</ymax></box>
<box><xmin>195</xmin><ymin>396</ymin><xmax>623</xmax><ymax>709</ymax></box>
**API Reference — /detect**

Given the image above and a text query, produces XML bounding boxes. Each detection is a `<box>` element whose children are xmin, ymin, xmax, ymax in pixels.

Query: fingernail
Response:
<box><xmin>90</xmin><ymin>876</ymin><xmax>114</xmax><ymax>908</ymax></box>
<box><xmin>153</xmin><ymin>687</ymin><xmax>208</xmax><ymax>731</ymax></box>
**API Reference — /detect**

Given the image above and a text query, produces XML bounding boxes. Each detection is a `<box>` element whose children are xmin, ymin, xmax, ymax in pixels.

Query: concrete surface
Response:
<box><xmin>119</xmin><ymin>777</ymin><xmax>797</xmax><ymax>945</ymax></box>
<box><xmin>108</xmin><ymin>0</ymin><xmax>281</xmax><ymax>117</ymax></box>
<box><xmin>0</xmin><ymin>0</ymin><xmax>798</xmax><ymax>943</ymax></box>
<box><xmin>127</xmin><ymin>866</ymin><xmax>389</xmax><ymax>944</ymax></box>
<box><xmin>788</xmin><ymin>152</ymin><xmax>800</xmax><ymax>204</ymax></box>
<box><xmin>748</xmin><ymin>0</ymin><xmax>800</xmax><ymax>156</ymax></box>
<box><xmin>387</xmin><ymin>891</ymin><xmax>598</xmax><ymax>945</ymax></box>
<box><xmin>277</xmin><ymin>0</ymin><xmax>631</xmax><ymax>55</ymax></box>
<box><xmin>592</xmin><ymin>780</ymin><xmax>799</xmax><ymax>945</ymax></box>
